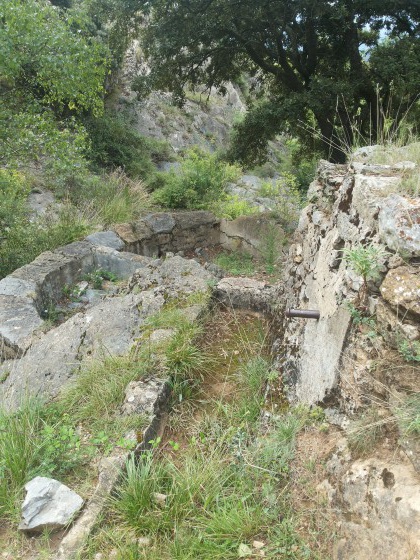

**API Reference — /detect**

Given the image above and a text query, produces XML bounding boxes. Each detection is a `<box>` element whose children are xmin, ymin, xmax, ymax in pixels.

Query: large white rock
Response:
<box><xmin>379</xmin><ymin>194</ymin><xmax>420</xmax><ymax>256</ymax></box>
<box><xmin>19</xmin><ymin>477</ymin><xmax>84</xmax><ymax>534</ymax></box>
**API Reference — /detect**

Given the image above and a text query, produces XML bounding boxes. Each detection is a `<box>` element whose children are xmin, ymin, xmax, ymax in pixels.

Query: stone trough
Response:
<box><xmin>0</xmin><ymin>210</ymin><xmax>282</xmax><ymax>559</ymax></box>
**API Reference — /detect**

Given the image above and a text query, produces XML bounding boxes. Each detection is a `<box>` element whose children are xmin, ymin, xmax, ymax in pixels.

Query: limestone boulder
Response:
<box><xmin>378</xmin><ymin>194</ymin><xmax>420</xmax><ymax>256</ymax></box>
<box><xmin>19</xmin><ymin>477</ymin><xmax>83</xmax><ymax>534</ymax></box>
<box><xmin>380</xmin><ymin>266</ymin><xmax>420</xmax><ymax>319</ymax></box>
<box><xmin>326</xmin><ymin>457</ymin><xmax>420</xmax><ymax>560</ymax></box>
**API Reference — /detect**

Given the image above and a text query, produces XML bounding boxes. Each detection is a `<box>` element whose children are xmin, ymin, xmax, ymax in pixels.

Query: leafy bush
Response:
<box><xmin>153</xmin><ymin>149</ymin><xmax>241</xmax><ymax>210</ymax></box>
<box><xmin>0</xmin><ymin>106</ymin><xmax>90</xmax><ymax>176</ymax></box>
<box><xmin>0</xmin><ymin>169</ymin><xmax>29</xmax><ymax>232</ymax></box>
<box><xmin>84</xmin><ymin>113</ymin><xmax>171</xmax><ymax>179</ymax></box>
<box><xmin>1</xmin><ymin>0</ymin><xmax>108</xmax><ymax>115</ymax></box>
<box><xmin>210</xmin><ymin>194</ymin><xmax>258</xmax><ymax>220</ymax></box>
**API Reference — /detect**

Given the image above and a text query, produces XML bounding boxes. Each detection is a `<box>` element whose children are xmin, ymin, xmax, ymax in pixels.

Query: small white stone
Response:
<box><xmin>138</xmin><ymin>537</ymin><xmax>151</xmax><ymax>548</ymax></box>
<box><xmin>153</xmin><ymin>492</ymin><xmax>168</xmax><ymax>506</ymax></box>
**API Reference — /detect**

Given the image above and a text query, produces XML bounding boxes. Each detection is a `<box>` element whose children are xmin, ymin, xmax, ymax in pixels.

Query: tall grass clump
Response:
<box><xmin>394</xmin><ymin>393</ymin><xmax>420</xmax><ymax>437</ymax></box>
<box><xmin>0</xmin><ymin>204</ymin><xmax>90</xmax><ymax>279</ymax></box>
<box><xmin>108</xmin><ymin>406</ymin><xmax>309</xmax><ymax>559</ymax></box>
<box><xmin>60</xmin><ymin>355</ymin><xmax>150</xmax><ymax>437</ymax></box>
<box><xmin>65</xmin><ymin>169</ymin><xmax>151</xmax><ymax>227</ymax></box>
<box><xmin>0</xmin><ymin>400</ymin><xmax>88</xmax><ymax>521</ymax></box>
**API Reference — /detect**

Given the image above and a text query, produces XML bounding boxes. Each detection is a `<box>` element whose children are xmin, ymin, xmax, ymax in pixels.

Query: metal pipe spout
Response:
<box><xmin>285</xmin><ymin>308</ymin><xmax>320</xmax><ymax>320</ymax></box>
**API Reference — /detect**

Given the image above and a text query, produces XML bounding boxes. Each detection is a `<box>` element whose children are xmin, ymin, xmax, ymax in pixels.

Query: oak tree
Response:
<box><xmin>136</xmin><ymin>0</ymin><xmax>420</xmax><ymax>162</ymax></box>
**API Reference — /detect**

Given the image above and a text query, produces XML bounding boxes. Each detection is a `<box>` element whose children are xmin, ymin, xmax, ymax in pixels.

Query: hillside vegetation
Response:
<box><xmin>1</xmin><ymin>2</ymin><xmax>420</xmax><ymax>559</ymax></box>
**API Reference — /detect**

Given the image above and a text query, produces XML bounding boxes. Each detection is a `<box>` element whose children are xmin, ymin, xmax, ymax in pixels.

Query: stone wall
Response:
<box><xmin>0</xmin><ymin>209</ymin><xmax>283</xmax><ymax>363</ymax></box>
<box><xmin>0</xmin><ymin>211</ymin><xmax>220</xmax><ymax>361</ymax></box>
<box><xmin>279</xmin><ymin>159</ymin><xmax>420</xmax><ymax>410</ymax></box>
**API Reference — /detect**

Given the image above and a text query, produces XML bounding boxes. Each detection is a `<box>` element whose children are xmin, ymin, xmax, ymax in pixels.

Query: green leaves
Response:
<box><xmin>138</xmin><ymin>0</ymin><xmax>420</xmax><ymax>162</ymax></box>
<box><xmin>0</xmin><ymin>0</ymin><xmax>109</xmax><ymax>114</ymax></box>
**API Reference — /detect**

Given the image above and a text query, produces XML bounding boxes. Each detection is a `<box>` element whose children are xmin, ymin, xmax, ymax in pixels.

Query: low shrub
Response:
<box><xmin>210</xmin><ymin>194</ymin><xmax>258</xmax><ymax>220</ymax></box>
<box><xmin>152</xmin><ymin>148</ymin><xmax>241</xmax><ymax>210</ymax></box>
<box><xmin>83</xmin><ymin>112</ymin><xmax>171</xmax><ymax>180</ymax></box>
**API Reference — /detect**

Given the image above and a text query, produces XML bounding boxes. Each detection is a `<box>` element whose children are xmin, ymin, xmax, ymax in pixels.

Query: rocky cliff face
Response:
<box><xmin>113</xmin><ymin>40</ymin><xmax>245</xmax><ymax>155</ymax></box>
<box><xmin>280</xmin><ymin>159</ymin><xmax>420</xmax><ymax>410</ymax></box>
<box><xmin>279</xmin><ymin>157</ymin><xmax>420</xmax><ymax>560</ymax></box>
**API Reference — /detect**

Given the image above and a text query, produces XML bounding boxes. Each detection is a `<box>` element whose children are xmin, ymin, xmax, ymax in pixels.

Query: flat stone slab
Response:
<box><xmin>0</xmin><ymin>290</ymin><xmax>165</xmax><ymax>410</ymax></box>
<box><xmin>0</xmin><ymin>295</ymin><xmax>43</xmax><ymax>359</ymax></box>
<box><xmin>1</xmin><ymin>255</ymin><xmax>214</xmax><ymax>411</ymax></box>
<box><xmin>85</xmin><ymin>231</ymin><xmax>125</xmax><ymax>251</ymax></box>
<box><xmin>19</xmin><ymin>477</ymin><xmax>83</xmax><ymax>534</ymax></box>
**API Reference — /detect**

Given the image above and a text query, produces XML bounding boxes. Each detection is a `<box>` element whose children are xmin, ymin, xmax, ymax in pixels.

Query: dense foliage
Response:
<box><xmin>152</xmin><ymin>149</ymin><xmax>240</xmax><ymax>210</ymax></box>
<box><xmin>0</xmin><ymin>0</ymin><xmax>158</xmax><ymax>279</ymax></box>
<box><xmin>136</xmin><ymin>0</ymin><xmax>420</xmax><ymax>162</ymax></box>
<box><xmin>0</xmin><ymin>0</ymin><xmax>108</xmax><ymax>114</ymax></box>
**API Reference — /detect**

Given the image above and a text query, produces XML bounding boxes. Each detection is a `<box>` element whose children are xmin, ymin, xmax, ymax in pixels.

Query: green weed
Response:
<box><xmin>83</xmin><ymin>269</ymin><xmax>119</xmax><ymax>290</ymax></box>
<box><xmin>398</xmin><ymin>339</ymin><xmax>420</xmax><ymax>363</ymax></box>
<box><xmin>213</xmin><ymin>251</ymin><xmax>255</xmax><ymax>276</ymax></box>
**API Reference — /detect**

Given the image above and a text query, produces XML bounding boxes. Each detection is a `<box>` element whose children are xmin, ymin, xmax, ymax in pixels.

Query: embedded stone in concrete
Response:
<box><xmin>19</xmin><ymin>477</ymin><xmax>83</xmax><ymax>534</ymax></box>
<box><xmin>214</xmin><ymin>277</ymin><xmax>276</xmax><ymax>311</ymax></box>
<box><xmin>220</xmin><ymin>214</ymin><xmax>284</xmax><ymax>257</ymax></box>
<box><xmin>144</xmin><ymin>212</ymin><xmax>176</xmax><ymax>233</ymax></box>
<box><xmin>92</xmin><ymin>246</ymin><xmax>151</xmax><ymax>278</ymax></box>
<box><xmin>86</xmin><ymin>231</ymin><xmax>125</xmax><ymax>251</ymax></box>
<box><xmin>121</xmin><ymin>378</ymin><xmax>169</xmax><ymax>417</ymax></box>
<box><xmin>127</xmin><ymin>255</ymin><xmax>213</xmax><ymax>297</ymax></box>
<box><xmin>380</xmin><ymin>266</ymin><xmax>420</xmax><ymax>319</ymax></box>
<box><xmin>379</xmin><ymin>194</ymin><xmax>420</xmax><ymax>256</ymax></box>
